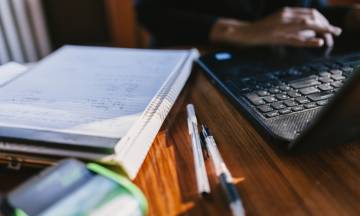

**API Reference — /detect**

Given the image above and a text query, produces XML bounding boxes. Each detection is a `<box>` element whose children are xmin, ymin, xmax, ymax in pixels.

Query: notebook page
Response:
<box><xmin>115</xmin><ymin>49</ymin><xmax>200</xmax><ymax>178</ymax></box>
<box><xmin>0</xmin><ymin>46</ymin><xmax>189</xmax><ymax>139</ymax></box>
<box><xmin>0</xmin><ymin>62</ymin><xmax>28</xmax><ymax>86</ymax></box>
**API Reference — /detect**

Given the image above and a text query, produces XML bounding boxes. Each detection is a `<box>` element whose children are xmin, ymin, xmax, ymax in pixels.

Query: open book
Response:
<box><xmin>0</xmin><ymin>46</ymin><xmax>199</xmax><ymax>178</ymax></box>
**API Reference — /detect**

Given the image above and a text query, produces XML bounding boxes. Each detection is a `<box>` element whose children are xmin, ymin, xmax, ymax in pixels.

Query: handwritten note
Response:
<box><xmin>0</xmin><ymin>46</ymin><xmax>188</xmax><ymax>138</ymax></box>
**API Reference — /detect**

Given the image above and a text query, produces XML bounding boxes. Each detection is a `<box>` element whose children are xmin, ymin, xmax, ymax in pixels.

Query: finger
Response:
<box><xmin>284</xmin><ymin>12</ymin><xmax>330</xmax><ymax>26</ymax></box>
<box><xmin>284</xmin><ymin>7</ymin><xmax>319</xmax><ymax>16</ymax></box>
<box><xmin>311</xmin><ymin>9</ymin><xmax>331</xmax><ymax>25</ymax></box>
<box><xmin>300</xmin><ymin>11</ymin><xmax>328</xmax><ymax>24</ymax></box>
<box><xmin>298</xmin><ymin>30</ymin><xmax>316</xmax><ymax>39</ymax></box>
<box><xmin>281</xmin><ymin>8</ymin><xmax>314</xmax><ymax>20</ymax></box>
<box><xmin>296</xmin><ymin>19</ymin><xmax>342</xmax><ymax>36</ymax></box>
<box><xmin>285</xmin><ymin>8</ymin><xmax>331</xmax><ymax>25</ymax></box>
<box><xmin>281</xmin><ymin>7</ymin><xmax>342</xmax><ymax>36</ymax></box>
<box><xmin>288</xmin><ymin>7</ymin><xmax>315</xmax><ymax>14</ymax></box>
<box><xmin>286</xmin><ymin>20</ymin><xmax>340</xmax><ymax>35</ymax></box>
<box><xmin>283</xmin><ymin>35</ymin><xmax>324</xmax><ymax>47</ymax></box>
<box><xmin>323</xmin><ymin>33</ymin><xmax>334</xmax><ymax>47</ymax></box>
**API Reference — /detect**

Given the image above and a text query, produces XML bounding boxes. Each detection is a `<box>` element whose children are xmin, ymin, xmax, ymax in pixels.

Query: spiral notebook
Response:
<box><xmin>0</xmin><ymin>46</ymin><xmax>199</xmax><ymax>178</ymax></box>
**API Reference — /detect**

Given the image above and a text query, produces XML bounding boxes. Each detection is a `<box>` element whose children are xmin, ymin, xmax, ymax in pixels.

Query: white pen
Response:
<box><xmin>186</xmin><ymin>104</ymin><xmax>210</xmax><ymax>195</ymax></box>
<box><xmin>201</xmin><ymin>125</ymin><xmax>245</xmax><ymax>216</ymax></box>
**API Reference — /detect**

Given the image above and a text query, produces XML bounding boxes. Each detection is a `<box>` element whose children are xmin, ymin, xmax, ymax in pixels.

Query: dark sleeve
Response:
<box><xmin>135</xmin><ymin>0</ymin><xmax>218</xmax><ymax>47</ymax></box>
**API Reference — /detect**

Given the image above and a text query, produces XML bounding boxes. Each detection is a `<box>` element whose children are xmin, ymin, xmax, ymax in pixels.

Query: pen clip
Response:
<box><xmin>199</xmin><ymin>129</ymin><xmax>209</xmax><ymax>160</ymax></box>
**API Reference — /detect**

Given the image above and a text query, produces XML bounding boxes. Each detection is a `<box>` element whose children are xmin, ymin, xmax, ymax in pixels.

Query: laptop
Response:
<box><xmin>197</xmin><ymin>48</ymin><xmax>360</xmax><ymax>151</ymax></box>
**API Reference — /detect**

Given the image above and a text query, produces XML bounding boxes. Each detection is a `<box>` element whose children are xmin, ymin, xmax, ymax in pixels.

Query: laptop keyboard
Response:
<box><xmin>231</xmin><ymin>61</ymin><xmax>357</xmax><ymax>119</ymax></box>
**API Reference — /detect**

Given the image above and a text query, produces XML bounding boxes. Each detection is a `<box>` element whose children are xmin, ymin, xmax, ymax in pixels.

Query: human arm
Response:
<box><xmin>210</xmin><ymin>7</ymin><xmax>342</xmax><ymax>47</ymax></box>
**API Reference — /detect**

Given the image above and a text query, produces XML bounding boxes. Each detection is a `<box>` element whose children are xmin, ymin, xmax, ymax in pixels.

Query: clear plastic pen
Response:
<box><xmin>201</xmin><ymin>125</ymin><xmax>245</xmax><ymax>216</ymax></box>
<box><xmin>186</xmin><ymin>104</ymin><xmax>210</xmax><ymax>195</ymax></box>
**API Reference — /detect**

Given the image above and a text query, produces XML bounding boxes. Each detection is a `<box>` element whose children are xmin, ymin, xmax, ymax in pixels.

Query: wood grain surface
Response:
<box><xmin>1</xmin><ymin>68</ymin><xmax>359</xmax><ymax>216</ymax></box>
<box><xmin>133</xmin><ymin>70</ymin><xmax>360</xmax><ymax>216</ymax></box>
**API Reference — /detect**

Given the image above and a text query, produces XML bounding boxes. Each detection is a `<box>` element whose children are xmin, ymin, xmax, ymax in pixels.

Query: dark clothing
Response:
<box><xmin>135</xmin><ymin>0</ymin><xmax>350</xmax><ymax>47</ymax></box>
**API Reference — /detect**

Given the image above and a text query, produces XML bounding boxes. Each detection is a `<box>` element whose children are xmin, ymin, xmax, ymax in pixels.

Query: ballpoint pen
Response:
<box><xmin>201</xmin><ymin>125</ymin><xmax>245</xmax><ymax>216</ymax></box>
<box><xmin>186</xmin><ymin>104</ymin><xmax>211</xmax><ymax>195</ymax></box>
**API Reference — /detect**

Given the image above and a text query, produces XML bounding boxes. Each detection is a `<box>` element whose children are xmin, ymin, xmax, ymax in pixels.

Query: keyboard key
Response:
<box><xmin>299</xmin><ymin>87</ymin><xmax>320</xmax><ymax>95</ymax></box>
<box><xmin>331</xmin><ymin>81</ymin><xmax>343</xmax><ymax>88</ymax></box>
<box><xmin>253</xmin><ymin>85</ymin><xmax>262</xmax><ymax>90</ymax></box>
<box><xmin>318</xmin><ymin>84</ymin><xmax>333</xmax><ymax>91</ymax></box>
<box><xmin>275</xmin><ymin>94</ymin><xmax>289</xmax><ymax>100</ymax></box>
<box><xmin>287</xmin><ymin>91</ymin><xmax>301</xmax><ymax>98</ymax></box>
<box><xmin>233</xmin><ymin>56</ymin><xmax>357</xmax><ymax>121</ymax></box>
<box><xmin>304</xmin><ymin>75</ymin><xmax>319</xmax><ymax>79</ymax></box>
<box><xmin>290</xmin><ymin>79</ymin><xmax>320</xmax><ymax>89</ymax></box>
<box><xmin>269</xmin><ymin>88</ymin><xmax>281</xmax><ymax>94</ymax></box>
<box><xmin>279</xmin><ymin>85</ymin><xmax>291</xmax><ymax>91</ymax></box>
<box><xmin>245</xmin><ymin>93</ymin><xmax>266</xmax><ymax>106</ymax></box>
<box><xmin>317</xmin><ymin>100</ymin><xmax>328</xmax><ymax>106</ymax></box>
<box><xmin>257</xmin><ymin>90</ymin><xmax>270</xmax><ymax>96</ymax></box>
<box><xmin>331</xmin><ymin>75</ymin><xmax>345</xmax><ymax>81</ymax></box>
<box><xmin>330</xmin><ymin>69</ymin><xmax>342</xmax><ymax>75</ymax></box>
<box><xmin>279</xmin><ymin>108</ymin><xmax>292</xmax><ymax>115</ymax></box>
<box><xmin>263</xmin><ymin>96</ymin><xmax>277</xmax><ymax>103</ymax></box>
<box><xmin>304</xmin><ymin>102</ymin><xmax>317</xmax><ymax>109</ymax></box>
<box><xmin>295</xmin><ymin>96</ymin><xmax>310</xmax><ymax>104</ymax></box>
<box><xmin>308</xmin><ymin>91</ymin><xmax>333</xmax><ymax>101</ymax></box>
<box><xmin>257</xmin><ymin>105</ymin><xmax>273</xmax><ymax>113</ymax></box>
<box><xmin>263</xmin><ymin>83</ymin><xmax>273</xmax><ymax>88</ymax></box>
<box><xmin>265</xmin><ymin>111</ymin><xmax>279</xmax><ymax>118</ymax></box>
<box><xmin>319</xmin><ymin>77</ymin><xmax>333</xmax><ymax>83</ymax></box>
<box><xmin>342</xmin><ymin>67</ymin><xmax>353</xmax><ymax>73</ymax></box>
<box><xmin>284</xmin><ymin>100</ymin><xmax>298</xmax><ymax>107</ymax></box>
<box><xmin>271</xmin><ymin>102</ymin><xmax>286</xmax><ymax>110</ymax></box>
<box><xmin>292</xmin><ymin>106</ymin><xmax>304</xmax><ymax>112</ymax></box>
<box><xmin>319</xmin><ymin>71</ymin><xmax>331</xmax><ymax>77</ymax></box>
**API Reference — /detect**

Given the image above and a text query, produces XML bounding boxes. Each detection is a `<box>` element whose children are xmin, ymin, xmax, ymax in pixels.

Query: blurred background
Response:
<box><xmin>0</xmin><ymin>0</ymin><xmax>357</xmax><ymax>65</ymax></box>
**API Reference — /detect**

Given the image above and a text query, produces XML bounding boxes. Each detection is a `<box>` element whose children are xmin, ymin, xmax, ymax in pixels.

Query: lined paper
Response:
<box><xmin>0</xmin><ymin>46</ymin><xmax>188</xmax><ymax>138</ymax></box>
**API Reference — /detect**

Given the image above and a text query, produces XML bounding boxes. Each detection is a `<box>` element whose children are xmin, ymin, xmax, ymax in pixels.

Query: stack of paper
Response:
<box><xmin>0</xmin><ymin>62</ymin><xmax>28</xmax><ymax>85</ymax></box>
<box><xmin>0</xmin><ymin>46</ymin><xmax>199</xmax><ymax>178</ymax></box>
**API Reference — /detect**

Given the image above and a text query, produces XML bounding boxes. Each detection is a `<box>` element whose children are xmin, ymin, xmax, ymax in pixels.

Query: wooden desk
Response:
<box><xmin>1</xmin><ymin>69</ymin><xmax>359</xmax><ymax>215</ymax></box>
<box><xmin>133</xmin><ymin>70</ymin><xmax>360</xmax><ymax>215</ymax></box>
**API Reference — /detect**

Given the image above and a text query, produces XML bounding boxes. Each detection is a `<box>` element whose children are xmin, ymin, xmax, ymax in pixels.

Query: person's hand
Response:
<box><xmin>346</xmin><ymin>4</ymin><xmax>360</xmax><ymax>32</ymax></box>
<box><xmin>210</xmin><ymin>7</ymin><xmax>342</xmax><ymax>47</ymax></box>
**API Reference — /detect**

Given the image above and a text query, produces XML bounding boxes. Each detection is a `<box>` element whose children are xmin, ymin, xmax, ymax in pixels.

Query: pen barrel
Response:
<box><xmin>205</xmin><ymin>136</ymin><xmax>225</xmax><ymax>176</ymax></box>
<box><xmin>219</xmin><ymin>174</ymin><xmax>240</xmax><ymax>203</ymax></box>
<box><xmin>191</xmin><ymin>130</ymin><xmax>205</xmax><ymax>192</ymax></box>
<box><xmin>187</xmin><ymin>106</ymin><xmax>210</xmax><ymax>194</ymax></box>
